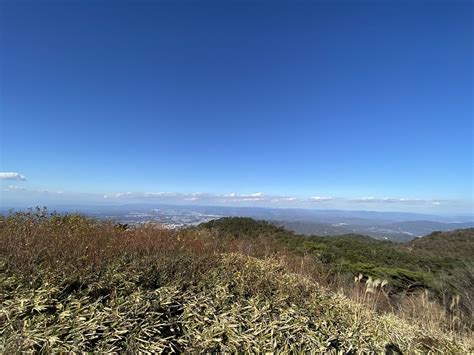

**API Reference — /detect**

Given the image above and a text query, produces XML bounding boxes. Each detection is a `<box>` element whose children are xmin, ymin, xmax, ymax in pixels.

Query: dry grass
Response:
<box><xmin>0</xmin><ymin>209</ymin><xmax>472</xmax><ymax>352</ymax></box>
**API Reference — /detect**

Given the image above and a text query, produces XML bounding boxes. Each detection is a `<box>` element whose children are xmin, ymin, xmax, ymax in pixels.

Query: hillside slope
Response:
<box><xmin>200</xmin><ymin>218</ymin><xmax>472</xmax><ymax>289</ymax></box>
<box><xmin>200</xmin><ymin>217</ymin><xmax>474</xmax><ymax>326</ymax></box>
<box><xmin>404</xmin><ymin>228</ymin><xmax>474</xmax><ymax>260</ymax></box>
<box><xmin>0</xmin><ymin>211</ymin><xmax>471</xmax><ymax>352</ymax></box>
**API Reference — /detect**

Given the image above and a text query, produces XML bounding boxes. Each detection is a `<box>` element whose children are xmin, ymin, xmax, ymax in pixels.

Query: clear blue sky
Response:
<box><xmin>1</xmin><ymin>0</ymin><xmax>473</xmax><ymax>213</ymax></box>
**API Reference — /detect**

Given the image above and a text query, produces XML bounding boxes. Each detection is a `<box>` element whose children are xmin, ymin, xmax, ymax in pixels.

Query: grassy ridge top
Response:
<box><xmin>0</xmin><ymin>210</ymin><xmax>472</xmax><ymax>352</ymax></box>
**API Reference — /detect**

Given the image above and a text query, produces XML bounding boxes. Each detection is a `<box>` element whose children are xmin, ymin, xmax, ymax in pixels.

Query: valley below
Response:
<box><xmin>52</xmin><ymin>204</ymin><xmax>474</xmax><ymax>242</ymax></box>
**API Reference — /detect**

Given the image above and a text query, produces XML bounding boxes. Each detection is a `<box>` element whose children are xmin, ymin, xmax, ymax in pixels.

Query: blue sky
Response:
<box><xmin>1</xmin><ymin>0</ymin><xmax>473</xmax><ymax>213</ymax></box>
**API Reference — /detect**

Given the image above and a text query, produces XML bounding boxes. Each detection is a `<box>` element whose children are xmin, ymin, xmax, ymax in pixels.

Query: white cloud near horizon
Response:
<box><xmin>0</xmin><ymin>172</ymin><xmax>26</xmax><ymax>181</ymax></box>
<box><xmin>3</xmin><ymin>185</ymin><xmax>26</xmax><ymax>191</ymax></box>
<box><xmin>2</xmin><ymin>185</ymin><xmax>63</xmax><ymax>194</ymax></box>
<box><xmin>4</xmin><ymin>185</ymin><xmax>457</xmax><ymax>211</ymax></box>
<box><xmin>101</xmin><ymin>191</ymin><xmax>305</xmax><ymax>204</ymax></box>
<box><xmin>310</xmin><ymin>196</ymin><xmax>333</xmax><ymax>202</ymax></box>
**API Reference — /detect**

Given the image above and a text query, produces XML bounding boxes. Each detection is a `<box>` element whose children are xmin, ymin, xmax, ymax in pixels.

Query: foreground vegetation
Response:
<box><xmin>200</xmin><ymin>218</ymin><xmax>473</xmax><ymax>325</ymax></box>
<box><xmin>0</xmin><ymin>209</ymin><xmax>472</xmax><ymax>352</ymax></box>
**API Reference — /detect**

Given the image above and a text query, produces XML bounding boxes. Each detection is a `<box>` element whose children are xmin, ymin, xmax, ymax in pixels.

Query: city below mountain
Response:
<box><xmin>4</xmin><ymin>204</ymin><xmax>472</xmax><ymax>242</ymax></box>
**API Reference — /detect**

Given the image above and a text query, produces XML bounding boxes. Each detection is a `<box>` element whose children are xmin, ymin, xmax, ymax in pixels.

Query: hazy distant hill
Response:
<box><xmin>377</xmin><ymin>221</ymin><xmax>474</xmax><ymax>238</ymax></box>
<box><xmin>277</xmin><ymin>219</ymin><xmax>474</xmax><ymax>242</ymax></box>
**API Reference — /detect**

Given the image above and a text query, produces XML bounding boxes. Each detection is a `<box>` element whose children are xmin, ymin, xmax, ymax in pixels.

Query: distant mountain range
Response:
<box><xmin>2</xmin><ymin>203</ymin><xmax>473</xmax><ymax>242</ymax></box>
<box><xmin>276</xmin><ymin>220</ymin><xmax>474</xmax><ymax>242</ymax></box>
